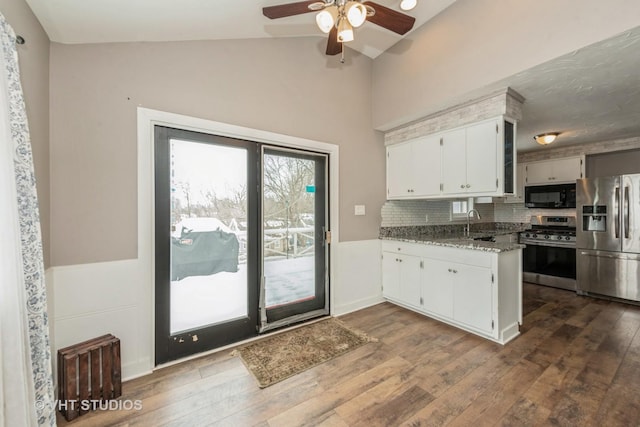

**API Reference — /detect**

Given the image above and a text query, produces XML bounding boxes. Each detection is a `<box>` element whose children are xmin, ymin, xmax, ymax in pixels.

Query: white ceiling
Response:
<box><xmin>24</xmin><ymin>1</ymin><xmax>640</xmax><ymax>153</ymax></box>
<box><xmin>499</xmin><ymin>27</ymin><xmax>640</xmax><ymax>152</ymax></box>
<box><xmin>25</xmin><ymin>0</ymin><xmax>457</xmax><ymax>59</ymax></box>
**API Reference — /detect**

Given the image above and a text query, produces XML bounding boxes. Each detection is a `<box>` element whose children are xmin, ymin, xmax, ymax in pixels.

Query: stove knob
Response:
<box><xmin>565</xmin><ymin>236</ymin><xmax>571</xmax><ymax>241</ymax></box>
<box><xmin>557</xmin><ymin>235</ymin><xmax>563</xmax><ymax>240</ymax></box>
<box><xmin>525</xmin><ymin>233</ymin><xmax>530</xmax><ymax>238</ymax></box>
<box><xmin>544</xmin><ymin>235</ymin><xmax>550</xmax><ymax>239</ymax></box>
<box><xmin>532</xmin><ymin>234</ymin><xmax>538</xmax><ymax>238</ymax></box>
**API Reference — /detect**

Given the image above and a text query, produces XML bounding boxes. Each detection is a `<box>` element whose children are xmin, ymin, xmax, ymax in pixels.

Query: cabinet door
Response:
<box><xmin>452</xmin><ymin>264</ymin><xmax>493</xmax><ymax>334</ymax></box>
<box><xmin>525</xmin><ymin>161</ymin><xmax>554</xmax><ymax>185</ymax></box>
<box><xmin>400</xmin><ymin>256</ymin><xmax>422</xmax><ymax>308</ymax></box>
<box><xmin>382</xmin><ymin>252</ymin><xmax>402</xmax><ymax>301</ymax></box>
<box><xmin>552</xmin><ymin>157</ymin><xmax>584</xmax><ymax>183</ymax></box>
<box><xmin>441</xmin><ymin>129</ymin><xmax>467</xmax><ymax>195</ymax></box>
<box><xmin>387</xmin><ymin>142</ymin><xmax>413</xmax><ymax>198</ymax></box>
<box><xmin>412</xmin><ymin>135</ymin><xmax>442</xmax><ymax>197</ymax></box>
<box><xmin>421</xmin><ymin>258</ymin><xmax>454</xmax><ymax>319</ymax></box>
<box><xmin>466</xmin><ymin>120</ymin><xmax>498</xmax><ymax>193</ymax></box>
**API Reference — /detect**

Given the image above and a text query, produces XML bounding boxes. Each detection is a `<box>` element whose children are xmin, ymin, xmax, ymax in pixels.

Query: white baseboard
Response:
<box><xmin>334</xmin><ymin>295</ymin><xmax>384</xmax><ymax>316</ymax></box>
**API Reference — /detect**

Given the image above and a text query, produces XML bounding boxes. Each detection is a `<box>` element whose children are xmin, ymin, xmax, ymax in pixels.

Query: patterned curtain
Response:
<box><xmin>0</xmin><ymin>12</ymin><xmax>56</xmax><ymax>426</ymax></box>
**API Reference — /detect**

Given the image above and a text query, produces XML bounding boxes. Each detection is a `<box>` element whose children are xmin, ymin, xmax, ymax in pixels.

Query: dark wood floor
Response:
<box><xmin>57</xmin><ymin>283</ymin><xmax>640</xmax><ymax>426</ymax></box>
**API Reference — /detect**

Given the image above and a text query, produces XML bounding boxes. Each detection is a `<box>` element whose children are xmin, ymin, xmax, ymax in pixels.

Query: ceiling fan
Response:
<box><xmin>262</xmin><ymin>0</ymin><xmax>417</xmax><ymax>56</ymax></box>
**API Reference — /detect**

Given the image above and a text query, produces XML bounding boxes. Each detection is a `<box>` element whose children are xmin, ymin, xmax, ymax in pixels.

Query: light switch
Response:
<box><xmin>354</xmin><ymin>205</ymin><xmax>366</xmax><ymax>216</ymax></box>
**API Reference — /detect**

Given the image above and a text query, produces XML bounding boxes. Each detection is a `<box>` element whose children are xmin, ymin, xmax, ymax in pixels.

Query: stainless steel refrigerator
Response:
<box><xmin>576</xmin><ymin>174</ymin><xmax>640</xmax><ymax>302</ymax></box>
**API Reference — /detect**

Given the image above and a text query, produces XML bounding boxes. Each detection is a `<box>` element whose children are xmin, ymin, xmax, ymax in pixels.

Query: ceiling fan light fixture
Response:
<box><xmin>337</xmin><ymin>17</ymin><xmax>354</xmax><ymax>42</ymax></box>
<box><xmin>534</xmin><ymin>132</ymin><xmax>560</xmax><ymax>145</ymax></box>
<box><xmin>316</xmin><ymin>7</ymin><xmax>337</xmax><ymax>33</ymax></box>
<box><xmin>346</xmin><ymin>2</ymin><xmax>367</xmax><ymax>28</ymax></box>
<box><xmin>400</xmin><ymin>0</ymin><xmax>417</xmax><ymax>11</ymax></box>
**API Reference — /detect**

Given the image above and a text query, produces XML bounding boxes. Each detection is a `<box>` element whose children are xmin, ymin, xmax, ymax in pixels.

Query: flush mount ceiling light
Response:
<box><xmin>263</xmin><ymin>1</ymin><xmax>416</xmax><ymax>58</ymax></box>
<box><xmin>400</xmin><ymin>0</ymin><xmax>418</xmax><ymax>10</ymax></box>
<box><xmin>534</xmin><ymin>132</ymin><xmax>560</xmax><ymax>145</ymax></box>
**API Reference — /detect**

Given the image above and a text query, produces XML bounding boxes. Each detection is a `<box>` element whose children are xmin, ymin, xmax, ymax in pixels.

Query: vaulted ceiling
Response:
<box><xmin>24</xmin><ymin>0</ymin><xmax>640</xmax><ymax>152</ymax></box>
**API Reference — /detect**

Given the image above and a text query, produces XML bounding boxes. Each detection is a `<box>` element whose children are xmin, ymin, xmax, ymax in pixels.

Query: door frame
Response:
<box><xmin>137</xmin><ymin>107</ymin><xmax>340</xmax><ymax>367</ymax></box>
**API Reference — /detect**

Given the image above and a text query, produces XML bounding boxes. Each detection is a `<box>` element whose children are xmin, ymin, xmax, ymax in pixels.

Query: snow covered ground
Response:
<box><xmin>170</xmin><ymin>256</ymin><xmax>315</xmax><ymax>333</ymax></box>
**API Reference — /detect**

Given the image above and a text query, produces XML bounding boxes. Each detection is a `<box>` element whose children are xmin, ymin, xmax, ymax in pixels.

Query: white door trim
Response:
<box><xmin>137</xmin><ymin>107</ymin><xmax>340</xmax><ymax>366</ymax></box>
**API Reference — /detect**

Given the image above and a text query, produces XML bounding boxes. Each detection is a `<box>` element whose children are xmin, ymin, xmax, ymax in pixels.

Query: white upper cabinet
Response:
<box><xmin>387</xmin><ymin>134</ymin><xmax>441</xmax><ymax>199</ymax></box>
<box><xmin>386</xmin><ymin>116</ymin><xmax>515</xmax><ymax>200</ymax></box>
<box><xmin>441</xmin><ymin>128</ymin><xmax>467</xmax><ymax>195</ymax></box>
<box><xmin>443</xmin><ymin>119</ymin><xmax>499</xmax><ymax>195</ymax></box>
<box><xmin>525</xmin><ymin>156</ymin><xmax>585</xmax><ymax>185</ymax></box>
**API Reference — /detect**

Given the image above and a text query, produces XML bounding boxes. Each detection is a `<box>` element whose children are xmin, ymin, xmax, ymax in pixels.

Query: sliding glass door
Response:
<box><xmin>155</xmin><ymin>127</ymin><xmax>329</xmax><ymax>364</ymax></box>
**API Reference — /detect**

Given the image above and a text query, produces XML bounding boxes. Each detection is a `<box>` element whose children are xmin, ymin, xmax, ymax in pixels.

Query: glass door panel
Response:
<box><xmin>155</xmin><ymin>126</ymin><xmax>257</xmax><ymax>364</ymax></box>
<box><xmin>260</xmin><ymin>147</ymin><xmax>329</xmax><ymax>330</ymax></box>
<box><xmin>169</xmin><ymin>140</ymin><xmax>247</xmax><ymax>333</ymax></box>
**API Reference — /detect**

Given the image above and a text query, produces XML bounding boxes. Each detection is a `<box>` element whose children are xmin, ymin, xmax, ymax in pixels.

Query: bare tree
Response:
<box><xmin>263</xmin><ymin>155</ymin><xmax>314</xmax><ymax>227</ymax></box>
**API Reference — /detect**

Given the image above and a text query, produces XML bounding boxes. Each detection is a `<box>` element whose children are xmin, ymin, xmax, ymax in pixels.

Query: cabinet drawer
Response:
<box><xmin>381</xmin><ymin>240</ymin><xmax>424</xmax><ymax>257</ymax></box>
<box><xmin>419</xmin><ymin>245</ymin><xmax>493</xmax><ymax>268</ymax></box>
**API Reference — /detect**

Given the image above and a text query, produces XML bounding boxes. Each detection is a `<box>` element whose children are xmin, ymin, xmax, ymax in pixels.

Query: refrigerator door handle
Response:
<box><xmin>615</xmin><ymin>186</ymin><xmax>620</xmax><ymax>239</ymax></box>
<box><xmin>624</xmin><ymin>185</ymin><xmax>630</xmax><ymax>239</ymax></box>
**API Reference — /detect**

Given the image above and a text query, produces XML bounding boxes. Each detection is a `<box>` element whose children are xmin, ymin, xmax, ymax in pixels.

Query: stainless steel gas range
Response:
<box><xmin>519</xmin><ymin>215</ymin><xmax>577</xmax><ymax>291</ymax></box>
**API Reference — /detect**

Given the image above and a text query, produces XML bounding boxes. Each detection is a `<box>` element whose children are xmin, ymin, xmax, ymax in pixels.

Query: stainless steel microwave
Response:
<box><xmin>524</xmin><ymin>183</ymin><xmax>576</xmax><ymax>208</ymax></box>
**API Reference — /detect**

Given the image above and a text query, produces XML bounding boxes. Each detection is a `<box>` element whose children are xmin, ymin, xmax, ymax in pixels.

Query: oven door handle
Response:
<box><xmin>520</xmin><ymin>239</ymin><xmax>575</xmax><ymax>249</ymax></box>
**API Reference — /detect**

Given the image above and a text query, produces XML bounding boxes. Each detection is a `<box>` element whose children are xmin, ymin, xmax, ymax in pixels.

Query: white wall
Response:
<box><xmin>333</xmin><ymin>240</ymin><xmax>383</xmax><ymax>316</ymax></box>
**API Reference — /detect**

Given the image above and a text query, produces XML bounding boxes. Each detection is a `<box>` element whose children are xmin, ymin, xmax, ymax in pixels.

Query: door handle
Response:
<box><xmin>624</xmin><ymin>186</ymin><xmax>630</xmax><ymax>239</ymax></box>
<box><xmin>615</xmin><ymin>187</ymin><xmax>620</xmax><ymax>239</ymax></box>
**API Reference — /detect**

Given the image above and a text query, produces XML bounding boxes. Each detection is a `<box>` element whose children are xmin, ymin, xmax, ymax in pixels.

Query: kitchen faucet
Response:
<box><xmin>465</xmin><ymin>209</ymin><xmax>481</xmax><ymax>237</ymax></box>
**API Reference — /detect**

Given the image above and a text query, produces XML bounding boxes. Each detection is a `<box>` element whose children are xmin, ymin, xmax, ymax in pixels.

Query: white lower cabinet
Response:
<box><xmin>421</xmin><ymin>258</ymin><xmax>454</xmax><ymax>318</ymax></box>
<box><xmin>382</xmin><ymin>241</ymin><xmax>522</xmax><ymax>344</ymax></box>
<box><xmin>452</xmin><ymin>264</ymin><xmax>493</xmax><ymax>334</ymax></box>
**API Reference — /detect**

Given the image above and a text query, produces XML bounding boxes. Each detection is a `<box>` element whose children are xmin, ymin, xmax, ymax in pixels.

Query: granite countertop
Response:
<box><xmin>380</xmin><ymin>224</ymin><xmax>527</xmax><ymax>253</ymax></box>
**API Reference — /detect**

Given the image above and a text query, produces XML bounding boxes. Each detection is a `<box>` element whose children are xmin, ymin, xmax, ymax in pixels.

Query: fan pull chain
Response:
<box><xmin>340</xmin><ymin>46</ymin><xmax>345</xmax><ymax>64</ymax></box>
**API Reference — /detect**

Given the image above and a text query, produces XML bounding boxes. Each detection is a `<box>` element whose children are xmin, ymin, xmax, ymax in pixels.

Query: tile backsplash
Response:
<box><xmin>381</xmin><ymin>199</ymin><xmax>495</xmax><ymax>227</ymax></box>
<box><xmin>381</xmin><ymin>199</ymin><xmax>577</xmax><ymax>228</ymax></box>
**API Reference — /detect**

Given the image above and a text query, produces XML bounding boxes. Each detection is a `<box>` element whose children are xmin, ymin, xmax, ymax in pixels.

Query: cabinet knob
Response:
<box><xmin>453</xmin><ymin>269</ymin><xmax>458</xmax><ymax>273</ymax></box>
<box><xmin>460</xmin><ymin>185</ymin><xmax>465</xmax><ymax>189</ymax></box>
<box><xmin>466</xmin><ymin>184</ymin><xmax>470</xmax><ymax>188</ymax></box>
<box><xmin>448</xmin><ymin>268</ymin><xmax>452</xmax><ymax>272</ymax></box>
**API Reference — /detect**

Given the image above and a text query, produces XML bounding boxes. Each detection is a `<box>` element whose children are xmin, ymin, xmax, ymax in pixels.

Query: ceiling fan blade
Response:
<box><xmin>362</xmin><ymin>1</ymin><xmax>416</xmax><ymax>35</ymax></box>
<box><xmin>326</xmin><ymin>27</ymin><xmax>342</xmax><ymax>56</ymax></box>
<box><xmin>263</xmin><ymin>1</ymin><xmax>320</xmax><ymax>19</ymax></box>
